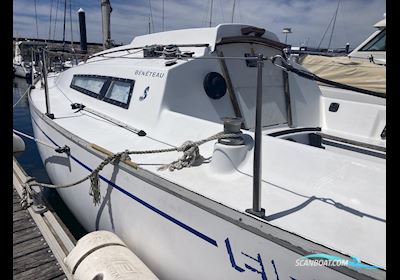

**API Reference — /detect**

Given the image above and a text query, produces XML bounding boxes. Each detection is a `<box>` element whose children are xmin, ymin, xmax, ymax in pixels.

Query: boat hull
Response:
<box><xmin>29</xmin><ymin>100</ymin><xmax>379</xmax><ymax>280</ymax></box>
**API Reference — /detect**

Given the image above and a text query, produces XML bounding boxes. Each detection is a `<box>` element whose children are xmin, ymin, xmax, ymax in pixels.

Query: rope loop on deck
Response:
<box><xmin>24</xmin><ymin>131</ymin><xmax>240</xmax><ymax>205</ymax></box>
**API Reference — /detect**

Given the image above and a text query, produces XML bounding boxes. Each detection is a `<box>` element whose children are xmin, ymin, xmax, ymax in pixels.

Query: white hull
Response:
<box><xmin>30</xmin><ymin>96</ymin><xmax>379</xmax><ymax>280</ymax></box>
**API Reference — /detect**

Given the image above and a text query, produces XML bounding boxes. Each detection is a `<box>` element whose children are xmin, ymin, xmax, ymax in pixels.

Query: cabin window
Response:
<box><xmin>71</xmin><ymin>75</ymin><xmax>107</xmax><ymax>97</ymax></box>
<box><xmin>102</xmin><ymin>80</ymin><xmax>133</xmax><ymax>108</ymax></box>
<box><xmin>360</xmin><ymin>29</ymin><xmax>386</xmax><ymax>51</ymax></box>
<box><xmin>70</xmin><ymin>74</ymin><xmax>134</xmax><ymax>109</ymax></box>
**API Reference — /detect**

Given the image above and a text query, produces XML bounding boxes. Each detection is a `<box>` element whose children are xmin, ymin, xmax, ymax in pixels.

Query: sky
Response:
<box><xmin>13</xmin><ymin>0</ymin><xmax>386</xmax><ymax>49</ymax></box>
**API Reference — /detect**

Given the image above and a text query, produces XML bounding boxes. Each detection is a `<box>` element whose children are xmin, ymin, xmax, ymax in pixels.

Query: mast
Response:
<box><xmin>162</xmin><ymin>0</ymin><xmax>164</xmax><ymax>31</ymax></box>
<box><xmin>48</xmin><ymin>0</ymin><xmax>53</xmax><ymax>41</ymax></box>
<box><xmin>34</xmin><ymin>0</ymin><xmax>39</xmax><ymax>39</ymax></box>
<box><xmin>101</xmin><ymin>0</ymin><xmax>112</xmax><ymax>49</ymax></box>
<box><xmin>148</xmin><ymin>17</ymin><xmax>151</xmax><ymax>34</ymax></box>
<box><xmin>63</xmin><ymin>0</ymin><xmax>67</xmax><ymax>48</ymax></box>
<box><xmin>231</xmin><ymin>0</ymin><xmax>236</xmax><ymax>23</ymax></box>
<box><xmin>148</xmin><ymin>0</ymin><xmax>154</xmax><ymax>33</ymax></box>
<box><xmin>69</xmin><ymin>0</ymin><xmax>74</xmax><ymax>49</ymax></box>
<box><xmin>209</xmin><ymin>0</ymin><xmax>213</xmax><ymax>27</ymax></box>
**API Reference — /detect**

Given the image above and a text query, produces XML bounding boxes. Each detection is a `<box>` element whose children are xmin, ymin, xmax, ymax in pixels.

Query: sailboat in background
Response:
<box><xmin>13</xmin><ymin>41</ymin><xmax>46</xmax><ymax>78</ymax></box>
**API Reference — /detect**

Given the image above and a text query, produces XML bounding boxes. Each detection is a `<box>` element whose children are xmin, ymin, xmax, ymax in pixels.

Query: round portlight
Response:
<box><xmin>203</xmin><ymin>72</ymin><xmax>227</xmax><ymax>99</ymax></box>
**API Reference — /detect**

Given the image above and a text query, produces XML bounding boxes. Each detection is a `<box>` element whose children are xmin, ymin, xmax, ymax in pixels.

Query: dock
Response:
<box><xmin>13</xmin><ymin>157</ymin><xmax>75</xmax><ymax>280</ymax></box>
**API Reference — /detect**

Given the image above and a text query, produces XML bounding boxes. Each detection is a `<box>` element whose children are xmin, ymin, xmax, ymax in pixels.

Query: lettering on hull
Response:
<box><xmin>134</xmin><ymin>70</ymin><xmax>165</xmax><ymax>78</ymax></box>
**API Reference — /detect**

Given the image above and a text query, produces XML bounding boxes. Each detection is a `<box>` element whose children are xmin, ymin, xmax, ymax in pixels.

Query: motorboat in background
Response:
<box><xmin>295</xmin><ymin>14</ymin><xmax>386</xmax><ymax>96</ymax></box>
<box><xmin>28</xmin><ymin>23</ymin><xmax>385</xmax><ymax>279</ymax></box>
<box><xmin>348</xmin><ymin>14</ymin><xmax>386</xmax><ymax>65</ymax></box>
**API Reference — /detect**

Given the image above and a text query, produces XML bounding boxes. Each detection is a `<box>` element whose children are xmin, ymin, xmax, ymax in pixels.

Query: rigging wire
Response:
<box><xmin>317</xmin><ymin>12</ymin><xmax>335</xmax><ymax>49</ymax></box>
<box><xmin>69</xmin><ymin>0</ymin><xmax>74</xmax><ymax>48</ymax></box>
<box><xmin>48</xmin><ymin>0</ymin><xmax>54</xmax><ymax>41</ymax></box>
<box><xmin>63</xmin><ymin>0</ymin><xmax>67</xmax><ymax>47</ymax></box>
<box><xmin>148</xmin><ymin>0</ymin><xmax>154</xmax><ymax>33</ymax></box>
<box><xmin>327</xmin><ymin>0</ymin><xmax>340</xmax><ymax>51</ymax></box>
<box><xmin>209</xmin><ymin>0</ymin><xmax>213</xmax><ymax>27</ymax></box>
<box><xmin>34</xmin><ymin>0</ymin><xmax>39</xmax><ymax>39</ymax></box>
<box><xmin>53</xmin><ymin>0</ymin><xmax>60</xmax><ymax>41</ymax></box>
<box><xmin>162</xmin><ymin>0</ymin><xmax>164</xmax><ymax>31</ymax></box>
<box><xmin>13</xmin><ymin>87</ymin><xmax>30</xmax><ymax>108</ymax></box>
<box><xmin>231</xmin><ymin>0</ymin><xmax>236</xmax><ymax>23</ymax></box>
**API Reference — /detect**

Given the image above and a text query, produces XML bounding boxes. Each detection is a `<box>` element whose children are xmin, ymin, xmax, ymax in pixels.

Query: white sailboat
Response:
<box><xmin>27</xmin><ymin>22</ymin><xmax>385</xmax><ymax>279</ymax></box>
<box><xmin>13</xmin><ymin>41</ymin><xmax>33</xmax><ymax>78</ymax></box>
<box><xmin>13</xmin><ymin>41</ymin><xmax>46</xmax><ymax>79</ymax></box>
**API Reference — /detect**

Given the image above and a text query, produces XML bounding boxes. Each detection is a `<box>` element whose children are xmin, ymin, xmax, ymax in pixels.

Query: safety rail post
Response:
<box><xmin>42</xmin><ymin>49</ymin><xmax>54</xmax><ymax>119</ymax></box>
<box><xmin>29</xmin><ymin>48</ymin><xmax>35</xmax><ymax>89</ymax></box>
<box><xmin>246</xmin><ymin>54</ymin><xmax>266</xmax><ymax>218</ymax></box>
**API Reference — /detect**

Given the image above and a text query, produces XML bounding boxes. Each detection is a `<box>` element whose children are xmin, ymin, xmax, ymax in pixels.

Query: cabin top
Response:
<box><xmin>130</xmin><ymin>24</ymin><xmax>282</xmax><ymax>51</ymax></box>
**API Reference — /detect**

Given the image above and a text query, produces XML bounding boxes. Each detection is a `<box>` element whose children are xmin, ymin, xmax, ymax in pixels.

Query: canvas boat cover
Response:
<box><xmin>298</xmin><ymin>54</ymin><xmax>386</xmax><ymax>94</ymax></box>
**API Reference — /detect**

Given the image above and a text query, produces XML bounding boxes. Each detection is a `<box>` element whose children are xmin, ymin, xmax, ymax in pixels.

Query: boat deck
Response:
<box><xmin>30</xmin><ymin>69</ymin><xmax>386</xmax><ymax>269</ymax></box>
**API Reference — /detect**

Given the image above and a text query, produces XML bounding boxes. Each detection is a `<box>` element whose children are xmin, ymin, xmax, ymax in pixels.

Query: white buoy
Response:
<box><xmin>13</xmin><ymin>133</ymin><xmax>25</xmax><ymax>154</ymax></box>
<box><xmin>64</xmin><ymin>231</ymin><xmax>159</xmax><ymax>280</ymax></box>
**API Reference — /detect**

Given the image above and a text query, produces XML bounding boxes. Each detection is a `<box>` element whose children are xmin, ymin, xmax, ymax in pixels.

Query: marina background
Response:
<box><xmin>13</xmin><ymin>0</ymin><xmax>386</xmax><ymax>51</ymax></box>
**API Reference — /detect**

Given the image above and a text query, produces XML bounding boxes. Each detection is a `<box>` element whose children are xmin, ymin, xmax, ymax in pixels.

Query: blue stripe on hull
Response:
<box><xmin>31</xmin><ymin>113</ymin><xmax>218</xmax><ymax>247</ymax></box>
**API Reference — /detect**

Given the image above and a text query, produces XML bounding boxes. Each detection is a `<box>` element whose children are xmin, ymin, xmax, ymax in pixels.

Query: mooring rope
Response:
<box><xmin>13</xmin><ymin>129</ymin><xmax>59</xmax><ymax>150</ymax></box>
<box><xmin>21</xmin><ymin>132</ymin><xmax>240</xmax><ymax>207</ymax></box>
<box><xmin>13</xmin><ymin>87</ymin><xmax>31</xmax><ymax>108</ymax></box>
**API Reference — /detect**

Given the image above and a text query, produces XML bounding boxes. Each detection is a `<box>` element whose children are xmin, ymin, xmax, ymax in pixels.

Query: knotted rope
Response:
<box><xmin>23</xmin><ymin>132</ymin><xmax>240</xmax><ymax>206</ymax></box>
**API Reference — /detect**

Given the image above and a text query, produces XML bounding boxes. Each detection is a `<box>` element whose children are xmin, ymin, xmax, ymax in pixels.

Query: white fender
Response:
<box><xmin>13</xmin><ymin>133</ymin><xmax>25</xmax><ymax>154</ymax></box>
<box><xmin>64</xmin><ymin>231</ymin><xmax>159</xmax><ymax>280</ymax></box>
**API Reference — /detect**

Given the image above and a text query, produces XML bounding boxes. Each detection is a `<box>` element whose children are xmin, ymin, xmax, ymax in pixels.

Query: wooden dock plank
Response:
<box><xmin>13</xmin><ymin>226</ymin><xmax>42</xmax><ymax>245</ymax></box>
<box><xmin>13</xmin><ymin>210</ymin><xmax>30</xmax><ymax>222</ymax></box>
<box><xmin>13</xmin><ymin>247</ymin><xmax>58</xmax><ymax>275</ymax></box>
<box><xmin>13</xmin><ymin>157</ymin><xmax>74</xmax><ymax>280</ymax></box>
<box><xmin>13</xmin><ymin>216</ymin><xmax>36</xmax><ymax>233</ymax></box>
<box><xmin>13</xmin><ymin>236</ymin><xmax>48</xmax><ymax>259</ymax></box>
<box><xmin>13</xmin><ymin>259</ymin><xmax>64</xmax><ymax>280</ymax></box>
<box><xmin>13</xmin><ymin>202</ymin><xmax>24</xmax><ymax>213</ymax></box>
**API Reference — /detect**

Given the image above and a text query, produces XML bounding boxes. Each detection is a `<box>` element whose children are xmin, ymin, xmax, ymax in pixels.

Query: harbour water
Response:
<box><xmin>13</xmin><ymin>77</ymin><xmax>87</xmax><ymax>240</ymax></box>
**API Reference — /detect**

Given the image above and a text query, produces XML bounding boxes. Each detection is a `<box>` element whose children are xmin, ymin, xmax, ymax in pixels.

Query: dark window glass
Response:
<box><xmin>360</xmin><ymin>29</ymin><xmax>385</xmax><ymax>51</ymax></box>
<box><xmin>70</xmin><ymin>75</ymin><xmax>107</xmax><ymax>97</ymax></box>
<box><xmin>70</xmin><ymin>75</ymin><xmax>134</xmax><ymax>109</ymax></box>
<box><xmin>104</xmin><ymin>80</ymin><xmax>132</xmax><ymax>104</ymax></box>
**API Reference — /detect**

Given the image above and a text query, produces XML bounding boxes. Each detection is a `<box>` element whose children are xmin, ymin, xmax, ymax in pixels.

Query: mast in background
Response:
<box><xmin>209</xmin><ymin>0</ymin><xmax>213</xmax><ymax>27</ymax></box>
<box><xmin>231</xmin><ymin>0</ymin><xmax>236</xmax><ymax>23</ymax></box>
<box><xmin>162</xmin><ymin>0</ymin><xmax>165</xmax><ymax>31</ymax></box>
<box><xmin>101</xmin><ymin>0</ymin><xmax>112</xmax><ymax>49</ymax></box>
<box><xmin>63</xmin><ymin>0</ymin><xmax>67</xmax><ymax>48</ymax></box>
<box><xmin>78</xmin><ymin>8</ymin><xmax>87</xmax><ymax>53</ymax></box>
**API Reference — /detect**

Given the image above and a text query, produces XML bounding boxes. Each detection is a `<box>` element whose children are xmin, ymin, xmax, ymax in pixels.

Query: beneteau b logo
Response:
<box><xmin>295</xmin><ymin>254</ymin><xmax>381</xmax><ymax>269</ymax></box>
<box><xmin>140</xmin><ymin>86</ymin><xmax>149</xmax><ymax>101</ymax></box>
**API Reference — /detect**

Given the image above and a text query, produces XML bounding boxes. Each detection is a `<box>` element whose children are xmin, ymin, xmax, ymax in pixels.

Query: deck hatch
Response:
<box><xmin>70</xmin><ymin>74</ymin><xmax>135</xmax><ymax>109</ymax></box>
